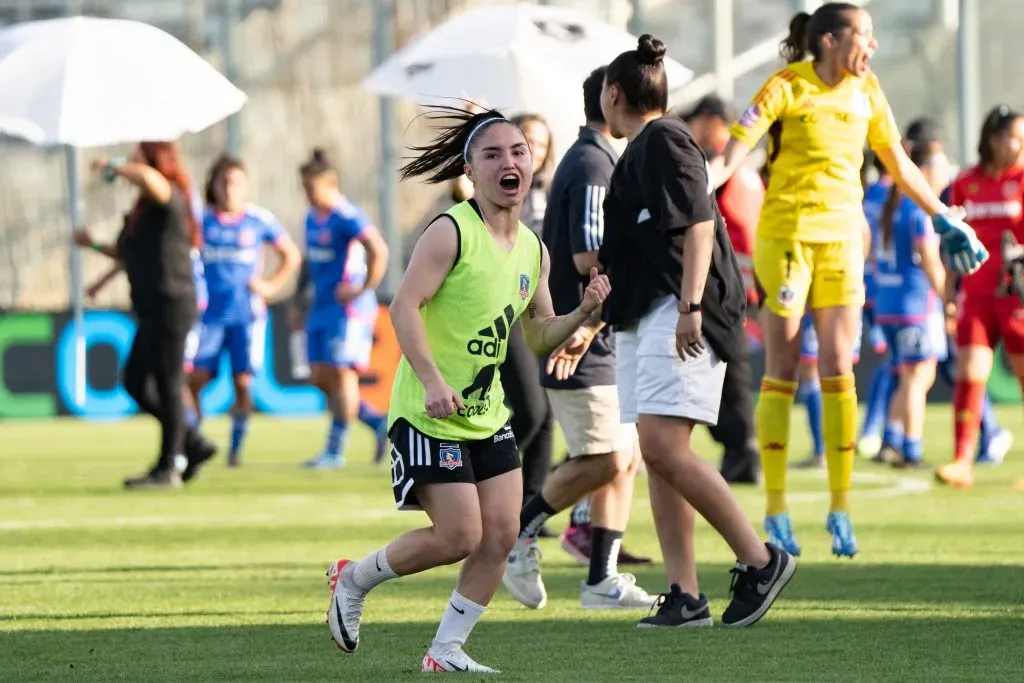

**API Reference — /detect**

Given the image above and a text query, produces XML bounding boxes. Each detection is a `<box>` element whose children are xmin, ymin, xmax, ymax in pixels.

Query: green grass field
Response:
<box><xmin>3</xmin><ymin>406</ymin><xmax>1024</xmax><ymax>682</ymax></box>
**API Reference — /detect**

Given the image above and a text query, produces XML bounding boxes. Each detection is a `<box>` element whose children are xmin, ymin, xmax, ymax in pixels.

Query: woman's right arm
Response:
<box><xmin>713</xmin><ymin>138</ymin><xmax>754</xmax><ymax>191</ymax></box>
<box><xmin>73</xmin><ymin>228</ymin><xmax>120</xmax><ymax>260</ymax></box>
<box><xmin>389</xmin><ymin>215</ymin><xmax>459</xmax><ymax>392</ymax></box>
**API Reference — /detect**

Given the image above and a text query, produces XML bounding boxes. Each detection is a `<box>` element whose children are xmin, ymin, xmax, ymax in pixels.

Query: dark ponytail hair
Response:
<box><xmin>205</xmin><ymin>153</ymin><xmax>245</xmax><ymax>207</ymax></box>
<box><xmin>978</xmin><ymin>104</ymin><xmax>1023</xmax><ymax>169</ymax></box>
<box><xmin>881</xmin><ymin>142</ymin><xmax>935</xmax><ymax>249</ymax></box>
<box><xmin>398</xmin><ymin>104</ymin><xmax>511</xmax><ymax>184</ymax></box>
<box><xmin>300</xmin><ymin>147</ymin><xmax>336</xmax><ymax>178</ymax></box>
<box><xmin>780</xmin><ymin>3</ymin><xmax>859</xmax><ymax>63</ymax></box>
<box><xmin>605</xmin><ymin>34</ymin><xmax>669</xmax><ymax>115</ymax></box>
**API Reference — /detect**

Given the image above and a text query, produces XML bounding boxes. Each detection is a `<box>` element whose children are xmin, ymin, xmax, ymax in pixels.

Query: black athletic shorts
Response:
<box><xmin>389</xmin><ymin>418</ymin><xmax>521</xmax><ymax>511</ymax></box>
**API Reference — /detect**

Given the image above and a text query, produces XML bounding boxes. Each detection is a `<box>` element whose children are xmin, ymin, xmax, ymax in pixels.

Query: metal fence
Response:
<box><xmin>1</xmin><ymin>0</ymin><xmax>1022</xmax><ymax>310</ymax></box>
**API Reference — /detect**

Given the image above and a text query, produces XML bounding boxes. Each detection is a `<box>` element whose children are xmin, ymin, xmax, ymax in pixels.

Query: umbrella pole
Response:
<box><xmin>64</xmin><ymin>145</ymin><xmax>86</xmax><ymax>408</ymax></box>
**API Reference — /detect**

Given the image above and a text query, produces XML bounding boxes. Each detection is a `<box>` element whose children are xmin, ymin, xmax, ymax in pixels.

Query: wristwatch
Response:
<box><xmin>678</xmin><ymin>300</ymin><xmax>702</xmax><ymax>314</ymax></box>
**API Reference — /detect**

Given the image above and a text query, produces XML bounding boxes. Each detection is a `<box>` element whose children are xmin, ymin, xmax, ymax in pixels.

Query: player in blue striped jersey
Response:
<box><xmin>188</xmin><ymin>155</ymin><xmax>300</xmax><ymax>466</ymax></box>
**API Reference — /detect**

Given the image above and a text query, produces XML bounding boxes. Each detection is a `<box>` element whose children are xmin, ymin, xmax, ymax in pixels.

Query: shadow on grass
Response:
<box><xmin>3</xmin><ymin>614</ymin><xmax>1021</xmax><ymax>683</ymax></box>
<box><xmin>4</xmin><ymin>563</ymin><xmax>1024</xmax><ymax>608</ymax></box>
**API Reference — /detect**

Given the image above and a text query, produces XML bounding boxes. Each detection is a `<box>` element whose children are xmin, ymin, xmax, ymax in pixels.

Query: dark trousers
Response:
<box><xmin>501</xmin><ymin>322</ymin><xmax>554</xmax><ymax>499</ymax></box>
<box><xmin>123</xmin><ymin>302</ymin><xmax>193</xmax><ymax>472</ymax></box>
<box><xmin>709</xmin><ymin>333</ymin><xmax>760</xmax><ymax>482</ymax></box>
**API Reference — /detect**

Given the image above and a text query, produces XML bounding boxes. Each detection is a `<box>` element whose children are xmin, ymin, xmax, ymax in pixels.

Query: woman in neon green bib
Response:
<box><xmin>322</xmin><ymin>106</ymin><xmax>611</xmax><ymax>674</ymax></box>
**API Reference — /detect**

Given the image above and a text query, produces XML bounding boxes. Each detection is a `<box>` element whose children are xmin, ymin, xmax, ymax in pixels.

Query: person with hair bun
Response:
<box><xmin>296</xmin><ymin>148</ymin><xmax>391</xmax><ymax>470</ymax></box>
<box><xmin>188</xmin><ymin>154</ymin><xmax>300</xmax><ymax>467</ymax></box>
<box><xmin>937</xmin><ymin>105</ymin><xmax>1024</xmax><ymax>489</ymax></box>
<box><xmin>322</xmin><ymin>107</ymin><xmax>610</xmax><ymax>673</ymax></box>
<box><xmin>714</xmin><ymin>2</ymin><xmax>986</xmax><ymax>558</ymax></box>
<box><xmin>596</xmin><ymin>34</ymin><xmax>795</xmax><ymax>630</ymax></box>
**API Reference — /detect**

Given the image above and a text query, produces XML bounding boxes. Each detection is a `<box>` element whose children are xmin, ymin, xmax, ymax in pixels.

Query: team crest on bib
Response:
<box><xmin>519</xmin><ymin>273</ymin><xmax>531</xmax><ymax>300</ymax></box>
<box><xmin>438</xmin><ymin>443</ymin><xmax>463</xmax><ymax>470</ymax></box>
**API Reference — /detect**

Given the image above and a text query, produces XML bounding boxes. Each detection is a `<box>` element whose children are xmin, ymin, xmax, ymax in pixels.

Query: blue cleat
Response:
<box><xmin>304</xmin><ymin>452</ymin><xmax>345</xmax><ymax>469</ymax></box>
<box><xmin>764</xmin><ymin>513</ymin><xmax>801</xmax><ymax>557</ymax></box>
<box><xmin>826</xmin><ymin>511</ymin><xmax>858</xmax><ymax>558</ymax></box>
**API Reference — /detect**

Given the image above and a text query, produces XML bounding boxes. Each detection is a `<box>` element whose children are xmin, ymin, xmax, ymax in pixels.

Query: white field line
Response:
<box><xmin>0</xmin><ymin>472</ymin><xmax>929</xmax><ymax>531</ymax></box>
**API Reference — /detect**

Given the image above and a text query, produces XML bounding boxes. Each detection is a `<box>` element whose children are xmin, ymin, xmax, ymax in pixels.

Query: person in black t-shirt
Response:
<box><xmin>504</xmin><ymin>67</ymin><xmax>654</xmax><ymax>612</ymax></box>
<box><xmin>500</xmin><ymin>113</ymin><xmax>556</xmax><ymax>522</ymax></box>
<box><xmin>595</xmin><ymin>35</ymin><xmax>796</xmax><ymax>629</ymax></box>
<box><xmin>74</xmin><ymin>142</ymin><xmax>216</xmax><ymax>489</ymax></box>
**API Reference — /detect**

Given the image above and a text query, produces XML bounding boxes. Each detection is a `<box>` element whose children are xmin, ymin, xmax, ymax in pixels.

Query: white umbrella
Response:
<box><xmin>362</xmin><ymin>4</ymin><xmax>693</xmax><ymax>159</ymax></box>
<box><xmin>0</xmin><ymin>16</ymin><xmax>246</xmax><ymax>146</ymax></box>
<box><xmin>0</xmin><ymin>16</ymin><xmax>246</xmax><ymax>407</ymax></box>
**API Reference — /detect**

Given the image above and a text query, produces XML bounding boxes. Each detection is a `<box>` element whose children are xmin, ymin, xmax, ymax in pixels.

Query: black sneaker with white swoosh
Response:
<box><xmin>635</xmin><ymin>585</ymin><xmax>713</xmax><ymax>628</ymax></box>
<box><xmin>721</xmin><ymin>542</ymin><xmax>797</xmax><ymax>628</ymax></box>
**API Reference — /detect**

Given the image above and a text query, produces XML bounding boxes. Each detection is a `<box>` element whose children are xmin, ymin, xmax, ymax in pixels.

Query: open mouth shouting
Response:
<box><xmin>499</xmin><ymin>173</ymin><xmax>521</xmax><ymax>193</ymax></box>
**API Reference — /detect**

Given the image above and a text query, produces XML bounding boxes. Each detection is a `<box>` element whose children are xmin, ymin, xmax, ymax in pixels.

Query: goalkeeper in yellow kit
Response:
<box><xmin>715</xmin><ymin>3</ymin><xmax>986</xmax><ymax>557</ymax></box>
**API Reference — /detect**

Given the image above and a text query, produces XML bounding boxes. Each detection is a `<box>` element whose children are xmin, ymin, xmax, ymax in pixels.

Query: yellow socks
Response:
<box><xmin>821</xmin><ymin>374</ymin><xmax>857</xmax><ymax>513</ymax></box>
<box><xmin>757</xmin><ymin>377</ymin><xmax>797</xmax><ymax>516</ymax></box>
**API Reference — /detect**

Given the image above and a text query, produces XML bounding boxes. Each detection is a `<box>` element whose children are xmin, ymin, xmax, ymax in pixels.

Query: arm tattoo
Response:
<box><xmin>527</xmin><ymin>301</ymin><xmax>537</xmax><ymax>319</ymax></box>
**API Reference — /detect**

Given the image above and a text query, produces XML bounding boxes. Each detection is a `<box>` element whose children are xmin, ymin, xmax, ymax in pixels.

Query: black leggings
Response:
<box><xmin>501</xmin><ymin>322</ymin><xmax>554</xmax><ymax>499</ymax></box>
<box><xmin>123</xmin><ymin>305</ymin><xmax>193</xmax><ymax>471</ymax></box>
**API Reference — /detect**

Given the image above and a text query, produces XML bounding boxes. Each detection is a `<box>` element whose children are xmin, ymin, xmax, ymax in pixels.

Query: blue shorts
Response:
<box><xmin>307</xmin><ymin>313</ymin><xmax>377</xmax><ymax>370</ymax></box>
<box><xmin>800</xmin><ymin>314</ymin><xmax>864</xmax><ymax>364</ymax></box>
<box><xmin>882</xmin><ymin>314</ymin><xmax>948</xmax><ymax>366</ymax></box>
<box><xmin>193</xmin><ymin>320</ymin><xmax>267</xmax><ymax>377</ymax></box>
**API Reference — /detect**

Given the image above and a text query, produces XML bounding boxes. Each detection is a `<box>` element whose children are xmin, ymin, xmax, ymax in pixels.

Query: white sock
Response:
<box><xmin>431</xmin><ymin>590</ymin><xmax>486</xmax><ymax>651</ymax></box>
<box><xmin>349</xmin><ymin>545</ymin><xmax>398</xmax><ymax>593</ymax></box>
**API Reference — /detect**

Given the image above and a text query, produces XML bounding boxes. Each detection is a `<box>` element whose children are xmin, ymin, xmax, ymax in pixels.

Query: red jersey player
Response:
<box><xmin>938</xmin><ymin>105</ymin><xmax>1024</xmax><ymax>489</ymax></box>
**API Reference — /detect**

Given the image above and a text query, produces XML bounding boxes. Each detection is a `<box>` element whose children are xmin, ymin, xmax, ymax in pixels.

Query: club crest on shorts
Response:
<box><xmin>438</xmin><ymin>443</ymin><xmax>463</xmax><ymax>470</ymax></box>
<box><xmin>778</xmin><ymin>284</ymin><xmax>796</xmax><ymax>309</ymax></box>
<box><xmin>519</xmin><ymin>273</ymin><xmax>531</xmax><ymax>300</ymax></box>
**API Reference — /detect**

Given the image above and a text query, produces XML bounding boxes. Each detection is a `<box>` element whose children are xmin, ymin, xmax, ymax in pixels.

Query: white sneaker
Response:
<box><xmin>580</xmin><ymin>573</ymin><xmax>656</xmax><ymax>610</ymax></box>
<box><xmin>421</xmin><ymin>646</ymin><xmax>498</xmax><ymax>673</ymax></box>
<box><xmin>857</xmin><ymin>434</ymin><xmax>882</xmax><ymax>459</ymax></box>
<box><xmin>326</xmin><ymin>559</ymin><xmax>365</xmax><ymax>653</ymax></box>
<box><xmin>981</xmin><ymin>429</ymin><xmax>1013</xmax><ymax>466</ymax></box>
<box><xmin>502</xmin><ymin>539</ymin><xmax>546</xmax><ymax>609</ymax></box>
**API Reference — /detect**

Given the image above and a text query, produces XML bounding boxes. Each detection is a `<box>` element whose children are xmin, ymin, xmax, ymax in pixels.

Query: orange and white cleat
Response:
<box><xmin>421</xmin><ymin>646</ymin><xmax>498</xmax><ymax>674</ymax></box>
<box><xmin>935</xmin><ymin>460</ymin><xmax>975</xmax><ymax>489</ymax></box>
<box><xmin>325</xmin><ymin>559</ymin><xmax>365</xmax><ymax>653</ymax></box>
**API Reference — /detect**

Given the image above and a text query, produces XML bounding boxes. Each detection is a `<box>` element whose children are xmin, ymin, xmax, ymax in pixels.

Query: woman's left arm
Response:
<box><xmin>92</xmin><ymin>157</ymin><xmax>173</xmax><ymax>204</ymax></box>
<box><xmin>874</xmin><ymin>145</ymin><xmax>947</xmax><ymax>217</ymax></box>
<box><xmin>520</xmin><ymin>244</ymin><xmax>610</xmax><ymax>355</ymax></box>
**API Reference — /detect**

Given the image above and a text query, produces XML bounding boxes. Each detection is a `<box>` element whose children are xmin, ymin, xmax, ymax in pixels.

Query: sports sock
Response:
<box><xmin>571</xmin><ymin>497</ymin><xmax>591</xmax><ymax>526</ymax></box>
<box><xmin>432</xmin><ymin>590</ymin><xmax>486</xmax><ymax>651</ymax></box>
<box><xmin>821</xmin><ymin>374</ymin><xmax>857</xmax><ymax>513</ymax></box>
<box><xmin>358</xmin><ymin>401</ymin><xmax>387</xmax><ymax>435</ymax></box>
<box><xmin>861</xmin><ymin>361</ymin><xmax>893</xmax><ymax>440</ymax></box>
<box><xmin>882</xmin><ymin>420</ymin><xmax>905</xmax><ymax>452</ymax></box>
<box><xmin>229</xmin><ymin>413</ymin><xmax>249</xmax><ymax>458</ymax></box>
<box><xmin>797</xmin><ymin>377</ymin><xmax>825</xmax><ymax>456</ymax></box>
<box><xmin>953</xmin><ymin>381</ymin><xmax>986</xmax><ymax>462</ymax></box>
<box><xmin>977</xmin><ymin>392</ymin><xmax>999</xmax><ymax>454</ymax></box>
<box><xmin>519</xmin><ymin>494</ymin><xmax>557</xmax><ymax>541</ymax></box>
<box><xmin>184</xmin><ymin>405</ymin><xmax>200</xmax><ymax>430</ymax></box>
<box><xmin>902</xmin><ymin>437</ymin><xmax>923</xmax><ymax>463</ymax></box>
<box><xmin>325</xmin><ymin>417</ymin><xmax>349</xmax><ymax>458</ymax></box>
<box><xmin>587</xmin><ymin>527</ymin><xmax>622</xmax><ymax>586</ymax></box>
<box><xmin>350</xmin><ymin>545</ymin><xmax>398</xmax><ymax>593</ymax></box>
<box><xmin>757</xmin><ymin>377</ymin><xmax>797</xmax><ymax>515</ymax></box>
